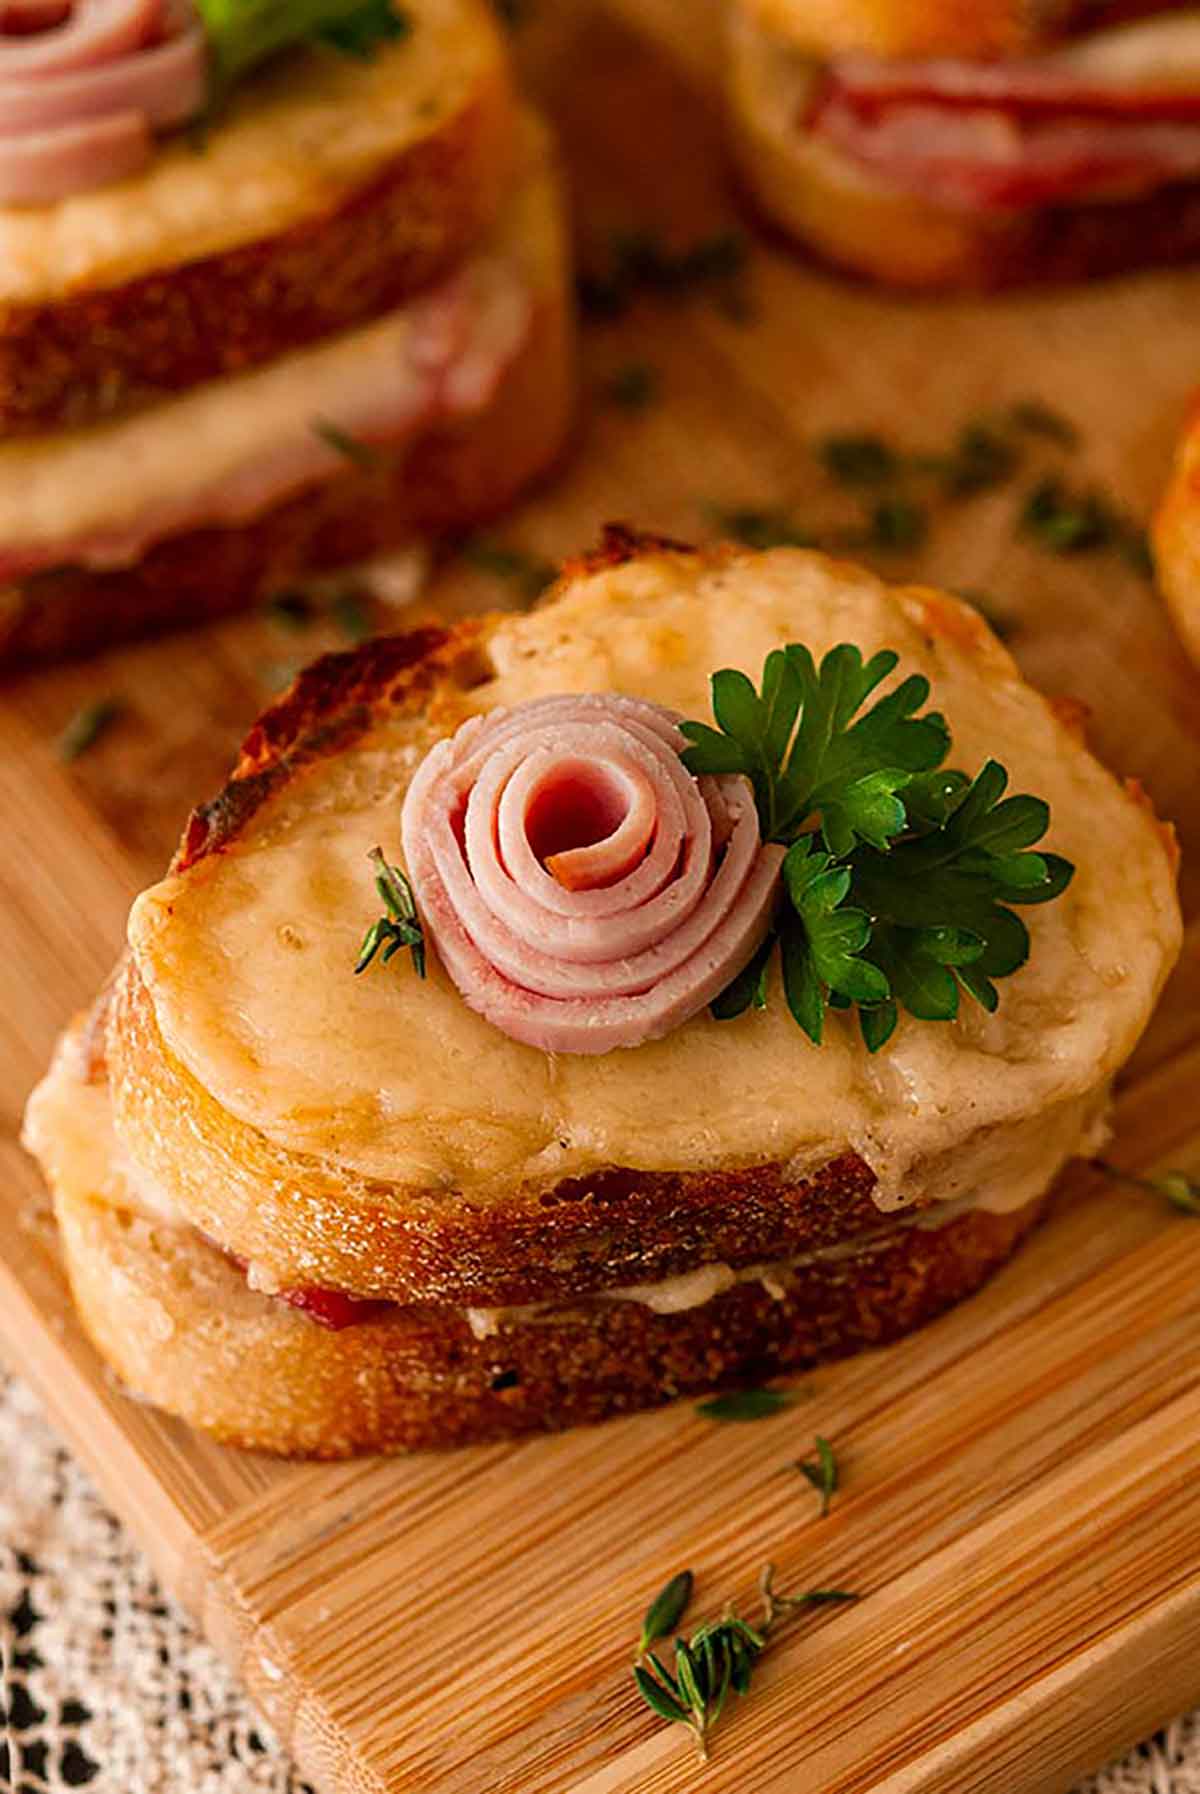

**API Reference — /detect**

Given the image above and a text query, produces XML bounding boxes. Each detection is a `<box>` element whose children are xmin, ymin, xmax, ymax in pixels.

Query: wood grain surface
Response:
<box><xmin>2</xmin><ymin>3</ymin><xmax>1200</xmax><ymax>1792</ymax></box>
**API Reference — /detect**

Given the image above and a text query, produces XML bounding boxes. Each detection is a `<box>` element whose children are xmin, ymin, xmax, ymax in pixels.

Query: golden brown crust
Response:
<box><xmin>0</xmin><ymin>277</ymin><xmax>574</xmax><ymax>667</ymax></box>
<box><xmin>740</xmin><ymin>0</ymin><xmax>1174</xmax><ymax>60</ymax></box>
<box><xmin>0</xmin><ymin>58</ymin><xmax>515</xmax><ymax>435</ymax></box>
<box><xmin>730</xmin><ymin>3</ymin><xmax>1200</xmax><ymax>289</ymax></box>
<box><xmin>109</xmin><ymin>961</ymin><xmax>891</xmax><ymax>1306</ymax></box>
<box><xmin>55</xmin><ymin>1178</ymin><xmax>1047</xmax><ymax>1455</ymax></box>
<box><xmin>1153</xmin><ymin>393</ymin><xmax>1200</xmax><ymax>671</ymax></box>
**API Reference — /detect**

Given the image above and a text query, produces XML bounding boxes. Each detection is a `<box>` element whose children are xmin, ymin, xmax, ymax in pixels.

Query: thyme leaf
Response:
<box><xmin>355</xmin><ymin>847</ymin><xmax>425</xmax><ymax>979</ymax></box>
<box><xmin>638</xmin><ymin>1571</ymin><xmax>694</xmax><ymax>1656</ymax></box>
<box><xmin>795</xmin><ymin>1435</ymin><xmax>838</xmax><ymax>1517</ymax></box>
<box><xmin>696</xmin><ymin>1387</ymin><xmax>794</xmax><ymax>1422</ymax></box>
<box><xmin>57</xmin><ymin>698</ymin><xmax>123</xmax><ymax>762</ymax></box>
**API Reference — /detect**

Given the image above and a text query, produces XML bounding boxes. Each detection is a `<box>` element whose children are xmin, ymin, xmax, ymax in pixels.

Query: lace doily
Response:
<box><xmin>2</xmin><ymin>1366</ymin><xmax>1198</xmax><ymax>1794</ymax></box>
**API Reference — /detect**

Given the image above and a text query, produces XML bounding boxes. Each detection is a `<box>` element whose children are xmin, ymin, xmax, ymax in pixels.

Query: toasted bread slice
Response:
<box><xmin>33</xmin><ymin>536</ymin><xmax>1175</xmax><ymax>1312</ymax></box>
<box><xmin>738</xmin><ymin>0</ymin><xmax>1175</xmax><ymax>61</ymax></box>
<box><xmin>729</xmin><ymin>3</ymin><xmax>1200</xmax><ymax>288</ymax></box>
<box><xmin>1153</xmin><ymin>393</ymin><xmax>1200</xmax><ymax>667</ymax></box>
<box><xmin>42</xmin><ymin>1036</ymin><xmax>1048</xmax><ymax>1455</ymax></box>
<box><xmin>0</xmin><ymin>0</ymin><xmax>516</xmax><ymax>435</ymax></box>
<box><xmin>0</xmin><ymin>120</ymin><xmax>573</xmax><ymax>667</ymax></box>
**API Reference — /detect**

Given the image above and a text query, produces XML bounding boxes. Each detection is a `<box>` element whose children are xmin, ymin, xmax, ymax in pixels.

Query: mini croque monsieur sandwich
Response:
<box><xmin>0</xmin><ymin>0</ymin><xmax>572</xmax><ymax>666</ymax></box>
<box><xmin>729</xmin><ymin>0</ymin><xmax>1200</xmax><ymax>287</ymax></box>
<box><xmin>24</xmin><ymin>530</ymin><xmax>1181</xmax><ymax>1456</ymax></box>
<box><xmin>1154</xmin><ymin>391</ymin><xmax>1200</xmax><ymax>668</ymax></box>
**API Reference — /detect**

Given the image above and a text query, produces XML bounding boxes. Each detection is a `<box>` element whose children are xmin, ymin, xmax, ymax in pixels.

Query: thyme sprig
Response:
<box><xmin>795</xmin><ymin>1436</ymin><xmax>838</xmax><ymax>1517</ymax></box>
<box><xmin>355</xmin><ymin>848</ymin><xmax>426</xmax><ymax>979</ymax></box>
<box><xmin>632</xmin><ymin>1563</ymin><xmax>859</xmax><ymax>1759</ymax></box>
<box><xmin>1092</xmin><ymin>1159</ymin><xmax>1200</xmax><ymax>1216</ymax></box>
<box><xmin>681</xmin><ymin>644</ymin><xmax>1074</xmax><ymax>1051</ymax></box>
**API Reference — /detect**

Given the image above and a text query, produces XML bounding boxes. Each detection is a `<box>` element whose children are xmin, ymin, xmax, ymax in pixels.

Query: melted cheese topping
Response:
<box><xmin>0</xmin><ymin>131</ymin><xmax>559</xmax><ymax>562</ymax></box>
<box><xmin>0</xmin><ymin>0</ymin><xmax>509</xmax><ymax>306</ymax></box>
<box><xmin>127</xmin><ymin>554</ymin><xmax>1180</xmax><ymax>1209</ymax></box>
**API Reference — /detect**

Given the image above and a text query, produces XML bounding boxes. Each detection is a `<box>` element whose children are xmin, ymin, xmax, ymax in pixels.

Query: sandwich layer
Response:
<box><xmin>0</xmin><ymin>122</ymin><xmax>573</xmax><ymax>666</ymax></box>
<box><xmin>738</xmin><ymin>0</ymin><xmax>1187</xmax><ymax>63</ymax></box>
<box><xmin>730</xmin><ymin>4</ymin><xmax>1200</xmax><ymax>286</ymax></box>
<box><xmin>48</xmin><ymin>1066</ymin><xmax>1048</xmax><ymax>1455</ymax></box>
<box><xmin>1153</xmin><ymin>392</ymin><xmax>1200</xmax><ymax>668</ymax></box>
<box><xmin>80</xmin><ymin>539</ymin><xmax>1180</xmax><ymax>1306</ymax></box>
<box><xmin>0</xmin><ymin>0</ymin><xmax>515</xmax><ymax>434</ymax></box>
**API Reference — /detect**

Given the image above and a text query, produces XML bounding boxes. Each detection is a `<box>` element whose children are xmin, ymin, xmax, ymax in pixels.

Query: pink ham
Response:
<box><xmin>811</xmin><ymin>84</ymin><xmax>1200</xmax><ymax>209</ymax></box>
<box><xmin>400</xmin><ymin>694</ymin><xmax>785</xmax><ymax>1055</ymax></box>
<box><xmin>0</xmin><ymin>0</ymin><xmax>207</xmax><ymax>205</ymax></box>
<box><xmin>0</xmin><ymin>258</ymin><xmax>533</xmax><ymax>583</ymax></box>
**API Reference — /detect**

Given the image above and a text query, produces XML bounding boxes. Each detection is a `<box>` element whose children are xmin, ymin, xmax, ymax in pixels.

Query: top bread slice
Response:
<box><xmin>94</xmin><ymin>534</ymin><xmax>1181</xmax><ymax>1308</ymax></box>
<box><xmin>738</xmin><ymin>0</ymin><xmax>1176</xmax><ymax>60</ymax></box>
<box><xmin>0</xmin><ymin>0</ymin><xmax>515</xmax><ymax>435</ymax></box>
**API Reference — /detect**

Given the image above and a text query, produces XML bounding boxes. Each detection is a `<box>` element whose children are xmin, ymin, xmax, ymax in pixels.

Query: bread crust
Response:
<box><xmin>0</xmin><ymin>264</ymin><xmax>574</xmax><ymax>667</ymax></box>
<box><xmin>54</xmin><ymin>1176</ymin><xmax>1047</xmax><ymax>1455</ymax></box>
<box><xmin>0</xmin><ymin>5</ymin><xmax>516</xmax><ymax>435</ymax></box>
<box><xmin>0</xmin><ymin>79</ymin><xmax>513</xmax><ymax>438</ymax></box>
<box><xmin>1152</xmin><ymin>392</ymin><xmax>1200</xmax><ymax>669</ymax></box>
<box><xmin>729</xmin><ymin>2</ymin><xmax>1200</xmax><ymax>288</ymax></box>
<box><xmin>739</xmin><ymin>0</ymin><xmax>1174</xmax><ymax>60</ymax></box>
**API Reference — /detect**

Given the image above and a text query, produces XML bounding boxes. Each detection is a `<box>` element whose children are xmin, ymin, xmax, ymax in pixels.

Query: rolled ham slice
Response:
<box><xmin>400</xmin><ymin>694</ymin><xmax>785</xmax><ymax>1055</ymax></box>
<box><xmin>0</xmin><ymin>0</ymin><xmax>207</xmax><ymax>204</ymax></box>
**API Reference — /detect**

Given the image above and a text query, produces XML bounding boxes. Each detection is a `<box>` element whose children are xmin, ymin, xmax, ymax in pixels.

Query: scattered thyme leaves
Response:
<box><xmin>330</xmin><ymin>591</ymin><xmax>372</xmax><ymax>642</ymax></box>
<box><xmin>817</xmin><ymin>434</ymin><xmax>899</xmax><ymax>487</ymax></box>
<box><xmin>1092</xmin><ymin>1159</ymin><xmax>1200</xmax><ymax>1216</ymax></box>
<box><xmin>312</xmin><ymin>417</ymin><xmax>386</xmax><ymax>471</ymax></box>
<box><xmin>705</xmin><ymin>504</ymin><xmax>816</xmax><ymax>552</ymax></box>
<box><xmin>264</xmin><ymin>591</ymin><xmax>314</xmax><ymax>631</ymax></box>
<box><xmin>1020</xmin><ymin>476</ymin><xmax>1117</xmax><ymax>553</ymax></box>
<box><xmin>579</xmin><ymin>229</ymin><xmax>750</xmax><ymax>321</ymax></box>
<box><xmin>604</xmin><ymin>361</ymin><xmax>660</xmax><ymax>410</ymax></box>
<box><xmin>696</xmin><ymin>1387</ymin><xmax>795</xmax><ymax>1422</ymax></box>
<box><xmin>1007</xmin><ymin>399</ymin><xmax>1080</xmax><ymax>448</ymax></box>
<box><xmin>795</xmin><ymin>1436</ymin><xmax>838</xmax><ymax>1517</ymax></box>
<box><xmin>631</xmin><ymin>1561</ymin><xmax>859</xmax><ymax>1759</ymax></box>
<box><xmin>682</xmin><ymin>645</ymin><xmax>1073</xmax><ymax>1050</ymax></box>
<box><xmin>57</xmin><ymin>697</ymin><xmax>123</xmax><ymax>762</ymax></box>
<box><xmin>460</xmin><ymin>536</ymin><xmax>557</xmax><ymax>602</ymax></box>
<box><xmin>355</xmin><ymin>847</ymin><xmax>425</xmax><ymax>979</ymax></box>
<box><xmin>857</xmin><ymin>495</ymin><xmax>928</xmax><ymax>551</ymax></box>
<box><xmin>929</xmin><ymin>422</ymin><xmax>1019</xmax><ymax>498</ymax></box>
<box><xmin>638</xmin><ymin>1571</ymin><xmax>695</xmax><ymax>1656</ymax></box>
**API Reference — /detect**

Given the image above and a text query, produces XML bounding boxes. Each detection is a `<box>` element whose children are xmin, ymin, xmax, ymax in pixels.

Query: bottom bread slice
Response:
<box><xmin>54</xmin><ymin>1178</ymin><xmax>1047</xmax><ymax>1457</ymax></box>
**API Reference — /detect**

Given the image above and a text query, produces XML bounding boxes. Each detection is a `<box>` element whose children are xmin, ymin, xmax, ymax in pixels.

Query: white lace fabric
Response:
<box><xmin>2</xmin><ymin>1367</ymin><xmax>1197</xmax><ymax>1794</ymax></box>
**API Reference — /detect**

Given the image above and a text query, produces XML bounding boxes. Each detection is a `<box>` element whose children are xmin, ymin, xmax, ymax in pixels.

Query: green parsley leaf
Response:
<box><xmin>817</xmin><ymin>434</ymin><xmax>899</xmax><ymax>487</ymax></box>
<box><xmin>705</xmin><ymin>505</ymin><xmax>816</xmax><ymax>552</ymax></box>
<box><xmin>684</xmin><ymin>646</ymin><xmax>1074</xmax><ymax>1051</ymax></box>
<box><xmin>197</xmin><ymin>0</ymin><xmax>410</xmax><ymax>87</ymax></box>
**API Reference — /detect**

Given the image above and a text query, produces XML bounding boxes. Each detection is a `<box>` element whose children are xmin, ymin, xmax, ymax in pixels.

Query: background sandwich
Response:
<box><xmin>0</xmin><ymin>0</ymin><xmax>574</xmax><ymax>665</ymax></box>
<box><xmin>728</xmin><ymin>0</ymin><xmax>1200</xmax><ymax>286</ymax></box>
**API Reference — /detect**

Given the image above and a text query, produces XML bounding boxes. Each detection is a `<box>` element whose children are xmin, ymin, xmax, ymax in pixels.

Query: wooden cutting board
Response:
<box><xmin>3</xmin><ymin>4</ymin><xmax>1200</xmax><ymax>1791</ymax></box>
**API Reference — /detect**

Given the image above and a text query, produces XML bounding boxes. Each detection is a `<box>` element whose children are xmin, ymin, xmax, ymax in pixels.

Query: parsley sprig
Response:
<box><xmin>197</xmin><ymin>0</ymin><xmax>409</xmax><ymax>91</ymax></box>
<box><xmin>681</xmin><ymin>644</ymin><xmax>1073</xmax><ymax>1051</ymax></box>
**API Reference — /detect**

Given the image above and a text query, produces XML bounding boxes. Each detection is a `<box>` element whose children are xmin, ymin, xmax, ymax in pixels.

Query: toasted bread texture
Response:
<box><xmin>51</xmin><ymin>1128</ymin><xmax>1048</xmax><ymax>1456</ymax></box>
<box><xmin>76</xmin><ymin>537</ymin><xmax>1180</xmax><ymax>1310</ymax></box>
<box><xmin>0</xmin><ymin>0</ymin><xmax>516</xmax><ymax>434</ymax></box>
<box><xmin>729</xmin><ymin>3</ymin><xmax>1200</xmax><ymax>288</ymax></box>
<box><xmin>0</xmin><ymin>126</ymin><xmax>574</xmax><ymax>668</ymax></box>
<box><xmin>1153</xmin><ymin>392</ymin><xmax>1200</xmax><ymax>667</ymax></box>
<box><xmin>739</xmin><ymin>0</ymin><xmax>1177</xmax><ymax>60</ymax></box>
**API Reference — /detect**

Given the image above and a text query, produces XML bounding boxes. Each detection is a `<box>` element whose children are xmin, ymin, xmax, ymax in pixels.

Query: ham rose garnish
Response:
<box><xmin>0</xmin><ymin>0</ymin><xmax>207</xmax><ymax>205</ymax></box>
<box><xmin>400</xmin><ymin>693</ymin><xmax>785</xmax><ymax>1055</ymax></box>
